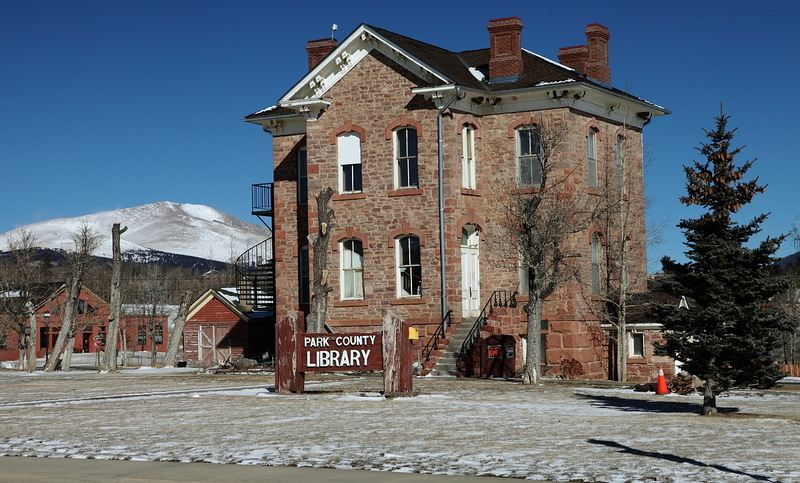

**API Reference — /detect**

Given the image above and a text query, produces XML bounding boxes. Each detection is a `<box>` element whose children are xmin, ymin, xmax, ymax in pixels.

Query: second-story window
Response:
<box><xmin>517</xmin><ymin>125</ymin><xmax>542</xmax><ymax>188</ymax></box>
<box><xmin>462</xmin><ymin>124</ymin><xmax>476</xmax><ymax>189</ymax></box>
<box><xmin>591</xmin><ymin>233</ymin><xmax>601</xmax><ymax>294</ymax></box>
<box><xmin>588</xmin><ymin>128</ymin><xmax>598</xmax><ymax>189</ymax></box>
<box><xmin>297</xmin><ymin>147</ymin><xmax>308</xmax><ymax>205</ymax></box>
<box><xmin>394</xmin><ymin>127</ymin><xmax>418</xmax><ymax>189</ymax></box>
<box><xmin>338</xmin><ymin>132</ymin><xmax>362</xmax><ymax>193</ymax></box>
<box><xmin>340</xmin><ymin>239</ymin><xmax>364</xmax><ymax>300</ymax></box>
<box><xmin>397</xmin><ymin>235</ymin><xmax>421</xmax><ymax>297</ymax></box>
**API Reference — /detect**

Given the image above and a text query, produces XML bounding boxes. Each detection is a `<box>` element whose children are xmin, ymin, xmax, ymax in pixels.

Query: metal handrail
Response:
<box><xmin>457</xmin><ymin>291</ymin><xmax>517</xmax><ymax>363</ymax></box>
<box><xmin>420</xmin><ymin>310</ymin><xmax>452</xmax><ymax>364</ymax></box>
<box><xmin>234</xmin><ymin>238</ymin><xmax>275</xmax><ymax>310</ymax></box>
<box><xmin>251</xmin><ymin>183</ymin><xmax>273</xmax><ymax>214</ymax></box>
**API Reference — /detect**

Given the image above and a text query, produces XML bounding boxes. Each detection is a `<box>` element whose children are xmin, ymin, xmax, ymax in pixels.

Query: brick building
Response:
<box><xmin>243</xmin><ymin>18</ymin><xmax>671</xmax><ymax>381</ymax></box>
<box><xmin>1</xmin><ymin>285</ymin><xmax>169</xmax><ymax>361</ymax></box>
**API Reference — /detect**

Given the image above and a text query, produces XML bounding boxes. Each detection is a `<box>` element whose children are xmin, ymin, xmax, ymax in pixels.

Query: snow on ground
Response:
<box><xmin>0</xmin><ymin>370</ymin><xmax>798</xmax><ymax>482</ymax></box>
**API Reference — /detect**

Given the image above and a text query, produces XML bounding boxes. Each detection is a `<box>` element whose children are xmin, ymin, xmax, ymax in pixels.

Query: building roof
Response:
<box><xmin>245</xmin><ymin>22</ymin><xmax>668</xmax><ymax>125</ymax></box>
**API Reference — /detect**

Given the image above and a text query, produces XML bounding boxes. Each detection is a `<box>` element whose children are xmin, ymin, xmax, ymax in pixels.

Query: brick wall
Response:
<box><xmin>270</xmin><ymin>48</ymin><xmax>649</xmax><ymax>379</ymax></box>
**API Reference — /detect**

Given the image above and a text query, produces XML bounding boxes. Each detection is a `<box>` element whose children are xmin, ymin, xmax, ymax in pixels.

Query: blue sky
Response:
<box><xmin>2</xmin><ymin>0</ymin><xmax>799</xmax><ymax>272</ymax></box>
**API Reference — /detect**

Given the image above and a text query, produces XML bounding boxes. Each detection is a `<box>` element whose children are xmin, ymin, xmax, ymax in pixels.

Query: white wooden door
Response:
<box><xmin>461</xmin><ymin>228</ymin><xmax>480</xmax><ymax>317</ymax></box>
<box><xmin>199</xmin><ymin>326</ymin><xmax>230</xmax><ymax>365</ymax></box>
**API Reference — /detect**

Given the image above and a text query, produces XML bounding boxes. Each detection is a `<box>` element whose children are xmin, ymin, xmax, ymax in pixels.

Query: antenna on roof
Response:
<box><xmin>331</xmin><ymin>24</ymin><xmax>338</xmax><ymax>41</ymax></box>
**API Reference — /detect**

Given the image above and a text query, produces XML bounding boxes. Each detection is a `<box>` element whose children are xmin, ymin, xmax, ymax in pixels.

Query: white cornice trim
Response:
<box><xmin>280</xmin><ymin>24</ymin><xmax>451</xmax><ymax>104</ymax></box>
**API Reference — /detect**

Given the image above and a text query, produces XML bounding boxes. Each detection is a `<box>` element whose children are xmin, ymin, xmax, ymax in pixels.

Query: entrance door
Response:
<box><xmin>199</xmin><ymin>325</ymin><xmax>230</xmax><ymax>365</ymax></box>
<box><xmin>461</xmin><ymin>226</ymin><xmax>480</xmax><ymax>317</ymax></box>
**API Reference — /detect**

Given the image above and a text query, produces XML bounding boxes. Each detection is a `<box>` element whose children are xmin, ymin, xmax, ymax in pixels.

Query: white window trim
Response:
<box><xmin>517</xmin><ymin>125</ymin><xmax>542</xmax><ymax>188</ymax></box>
<box><xmin>629</xmin><ymin>332</ymin><xmax>645</xmax><ymax>358</ymax></box>
<box><xmin>462</xmin><ymin>125</ymin><xmax>476</xmax><ymax>189</ymax></box>
<box><xmin>394</xmin><ymin>128</ymin><xmax>418</xmax><ymax>190</ymax></box>
<box><xmin>340</xmin><ymin>239</ymin><xmax>364</xmax><ymax>300</ymax></box>
<box><xmin>338</xmin><ymin>132</ymin><xmax>362</xmax><ymax>194</ymax></box>
<box><xmin>588</xmin><ymin>128</ymin><xmax>598</xmax><ymax>189</ymax></box>
<box><xmin>396</xmin><ymin>236</ymin><xmax>422</xmax><ymax>298</ymax></box>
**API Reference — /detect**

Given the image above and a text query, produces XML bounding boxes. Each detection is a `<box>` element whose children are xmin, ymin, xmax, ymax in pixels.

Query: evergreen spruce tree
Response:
<box><xmin>653</xmin><ymin>114</ymin><xmax>796</xmax><ymax>415</ymax></box>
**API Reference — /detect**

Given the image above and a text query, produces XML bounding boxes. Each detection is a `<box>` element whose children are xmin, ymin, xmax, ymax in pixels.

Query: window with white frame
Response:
<box><xmin>630</xmin><ymin>332</ymin><xmax>645</xmax><ymax>358</ymax></box>
<box><xmin>394</xmin><ymin>127</ymin><xmax>418</xmax><ymax>189</ymax></box>
<box><xmin>397</xmin><ymin>235</ymin><xmax>421</xmax><ymax>297</ymax></box>
<box><xmin>462</xmin><ymin>124</ymin><xmax>476</xmax><ymax>189</ymax></box>
<box><xmin>517</xmin><ymin>125</ymin><xmax>542</xmax><ymax>188</ymax></box>
<box><xmin>588</xmin><ymin>128</ymin><xmax>598</xmax><ymax>189</ymax></box>
<box><xmin>591</xmin><ymin>233</ymin><xmax>601</xmax><ymax>294</ymax></box>
<box><xmin>338</xmin><ymin>132</ymin><xmax>362</xmax><ymax>193</ymax></box>
<box><xmin>297</xmin><ymin>147</ymin><xmax>308</xmax><ymax>205</ymax></box>
<box><xmin>340</xmin><ymin>239</ymin><xmax>364</xmax><ymax>299</ymax></box>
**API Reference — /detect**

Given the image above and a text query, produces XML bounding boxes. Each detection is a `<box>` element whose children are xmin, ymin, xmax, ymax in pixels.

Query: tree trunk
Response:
<box><xmin>522</xmin><ymin>296</ymin><xmax>543</xmax><ymax>384</ymax></box>
<box><xmin>102</xmin><ymin>223</ymin><xmax>127</xmax><ymax>372</ymax></box>
<box><xmin>702</xmin><ymin>379</ymin><xmax>717</xmax><ymax>415</ymax></box>
<box><xmin>163</xmin><ymin>291</ymin><xmax>191</xmax><ymax>367</ymax></box>
<box><xmin>43</xmin><ymin>277</ymin><xmax>80</xmax><ymax>372</ymax></box>
<box><xmin>306</xmin><ymin>187</ymin><xmax>335</xmax><ymax>333</ymax></box>
<box><xmin>26</xmin><ymin>302</ymin><xmax>37</xmax><ymax>372</ymax></box>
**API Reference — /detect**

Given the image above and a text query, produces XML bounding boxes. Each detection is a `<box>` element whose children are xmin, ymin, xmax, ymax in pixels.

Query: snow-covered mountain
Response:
<box><xmin>0</xmin><ymin>202</ymin><xmax>271</xmax><ymax>264</ymax></box>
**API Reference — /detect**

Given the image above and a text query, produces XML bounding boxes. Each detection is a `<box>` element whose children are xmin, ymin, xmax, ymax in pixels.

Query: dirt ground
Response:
<box><xmin>0</xmin><ymin>369</ymin><xmax>798</xmax><ymax>482</ymax></box>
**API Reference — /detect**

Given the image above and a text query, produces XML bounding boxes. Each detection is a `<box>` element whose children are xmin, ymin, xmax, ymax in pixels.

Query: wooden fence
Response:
<box><xmin>780</xmin><ymin>364</ymin><xmax>800</xmax><ymax>377</ymax></box>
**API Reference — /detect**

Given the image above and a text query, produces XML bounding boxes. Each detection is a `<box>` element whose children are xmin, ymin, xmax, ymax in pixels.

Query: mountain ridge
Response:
<box><xmin>0</xmin><ymin>202</ymin><xmax>271</xmax><ymax>264</ymax></box>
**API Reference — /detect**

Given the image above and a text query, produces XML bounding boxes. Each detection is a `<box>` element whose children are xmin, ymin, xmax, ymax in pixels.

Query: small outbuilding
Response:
<box><xmin>183</xmin><ymin>288</ymin><xmax>273</xmax><ymax>366</ymax></box>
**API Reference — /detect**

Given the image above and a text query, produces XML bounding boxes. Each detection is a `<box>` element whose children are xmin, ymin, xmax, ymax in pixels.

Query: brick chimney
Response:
<box><xmin>488</xmin><ymin>17</ymin><xmax>524</xmax><ymax>81</ymax></box>
<box><xmin>557</xmin><ymin>24</ymin><xmax>611</xmax><ymax>84</ymax></box>
<box><xmin>557</xmin><ymin>45</ymin><xmax>588</xmax><ymax>75</ymax></box>
<box><xmin>306</xmin><ymin>38</ymin><xmax>338</xmax><ymax>71</ymax></box>
<box><xmin>585</xmin><ymin>24</ymin><xmax>610</xmax><ymax>83</ymax></box>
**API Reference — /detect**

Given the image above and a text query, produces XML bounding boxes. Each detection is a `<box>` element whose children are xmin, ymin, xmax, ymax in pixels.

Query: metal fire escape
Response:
<box><xmin>234</xmin><ymin>183</ymin><xmax>275</xmax><ymax>311</ymax></box>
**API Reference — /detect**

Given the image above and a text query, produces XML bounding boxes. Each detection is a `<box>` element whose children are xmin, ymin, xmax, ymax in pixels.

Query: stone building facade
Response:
<box><xmin>245</xmin><ymin>18</ymin><xmax>671</xmax><ymax>381</ymax></box>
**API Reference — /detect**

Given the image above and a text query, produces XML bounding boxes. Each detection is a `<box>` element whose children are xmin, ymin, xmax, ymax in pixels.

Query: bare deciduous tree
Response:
<box><xmin>43</xmin><ymin>222</ymin><xmax>100</xmax><ymax>371</ymax></box>
<box><xmin>163</xmin><ymin>290</ymin><xmax>192</xmax><ymax>367</ymax></box>
<box><xmin>0</xmin><ymin>228</ymin><xmax>42</xmax><ymax>370</ymax></box>
<box><xmin>495</xmin><ymin>122</ymin><xmax>590</xmax><ymax>385</ymax></box>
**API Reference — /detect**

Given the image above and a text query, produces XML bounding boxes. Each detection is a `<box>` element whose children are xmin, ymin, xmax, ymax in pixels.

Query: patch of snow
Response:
<box><xmin>468</xmin><ymin>67</ymin><xmax>484</xmax><ymax>82</ymax></box>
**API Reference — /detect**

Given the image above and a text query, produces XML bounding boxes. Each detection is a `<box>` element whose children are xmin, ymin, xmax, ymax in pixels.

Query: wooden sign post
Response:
<box><xmin>274</xmin><ymin>309</ymin><xmax>414</xmax><ymax>396</ymax></box>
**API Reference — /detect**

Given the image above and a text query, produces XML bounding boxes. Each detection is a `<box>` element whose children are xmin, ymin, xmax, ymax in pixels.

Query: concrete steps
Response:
<box><xmin>429</xmin><ymin>317</ymin><xmax>479</xmax><ymax>376</ymax></box>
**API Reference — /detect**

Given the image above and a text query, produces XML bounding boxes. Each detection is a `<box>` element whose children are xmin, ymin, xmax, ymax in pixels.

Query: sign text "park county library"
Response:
<box><xmin>298</xmin><ymin>333</ymin><xmax>383</xmax><ymax>372</ymax></box>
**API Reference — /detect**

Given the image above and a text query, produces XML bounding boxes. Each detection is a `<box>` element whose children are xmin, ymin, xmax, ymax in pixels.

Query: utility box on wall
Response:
<box><xmin>464</xmin><ymin>334</ymin><xmax>521</xmax><ymax>378</ymax></box>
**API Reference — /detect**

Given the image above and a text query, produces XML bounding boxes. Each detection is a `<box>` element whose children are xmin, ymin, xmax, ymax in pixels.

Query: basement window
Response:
<box><xmin>630</xmin><ymin>332</ymin><xmax>645</xmax><ymax>358</ymax></box>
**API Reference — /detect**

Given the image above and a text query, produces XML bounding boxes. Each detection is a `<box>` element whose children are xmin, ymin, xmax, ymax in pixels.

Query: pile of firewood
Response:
<box><xmin>667</xmin><ymin>372</ymin><xmax>699</xmax><ymax>395</ymax></box>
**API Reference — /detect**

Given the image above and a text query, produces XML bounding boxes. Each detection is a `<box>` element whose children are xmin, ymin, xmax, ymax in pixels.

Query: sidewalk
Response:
<box><xmin>0</xmin><ymin>457</ymin><xmax>526</xmax><ymax>482</ymax></box>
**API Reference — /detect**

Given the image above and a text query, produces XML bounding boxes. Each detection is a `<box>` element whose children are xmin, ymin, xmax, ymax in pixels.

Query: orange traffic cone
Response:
<box><xmin>656</xmin><ymin>367</ymin><xmax>669</xmax><ymax>395</ymax></box>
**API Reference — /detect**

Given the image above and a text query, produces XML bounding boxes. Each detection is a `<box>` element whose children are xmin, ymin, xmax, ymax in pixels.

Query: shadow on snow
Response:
<box><xmin>587</xmin><ymin>439</ymin><xmax>780</xmax><ymax>482</ymax></box>
<box><xmin>573</xmin><ymin>392</ymin><xmax>740</xmax><ymax>414</ymax></box>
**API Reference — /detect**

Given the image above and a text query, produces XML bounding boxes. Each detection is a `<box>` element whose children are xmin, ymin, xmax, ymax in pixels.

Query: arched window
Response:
<box><xmin>338</xmin><ymin>132</ymin><xmax>362</xmax><ymax>193</ymax></box>
<box><xmin>397</xmin><ymin>235</ymin><xmax>421</xmax><ymax>297</ymax></box>
<box><xmin>462</xmin><ymin>124</ymin><xmax>476</xmax><ymax>189</ymax></box>
<box><xmin>340</xmin><ymin>239</ymin><xmax>364</xmax><ymax>300</ymax></box>
<box><xmin>517</xmin><ymin>125</ymin><xmax>542</xmax><ymax>187</ymax></box>
<box><xmin>394</xmin><ymin>127</ymin><xmax>418</xmax><ymax>189</ymax></box>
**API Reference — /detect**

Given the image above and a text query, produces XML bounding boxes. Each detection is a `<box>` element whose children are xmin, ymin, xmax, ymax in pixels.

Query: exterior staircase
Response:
<box><xmin>429</xmin><ymin>317</ymin><xmax>477</xmax><ymax>376</ymax></box>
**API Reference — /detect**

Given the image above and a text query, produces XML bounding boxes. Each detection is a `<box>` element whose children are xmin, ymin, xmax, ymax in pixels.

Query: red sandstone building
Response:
<box><xmin>241</xmin><ymin>18</ymin><xmax>671</xmax><ymax>381</ymax></box>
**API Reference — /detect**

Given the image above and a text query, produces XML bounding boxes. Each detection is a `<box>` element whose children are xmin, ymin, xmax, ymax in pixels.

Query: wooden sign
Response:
<box><xmin>298</xmin><ymin>333</ymin><xmax>382</xmax><ymax>372</ymax></box>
